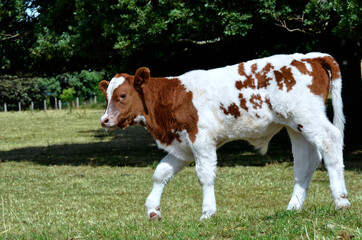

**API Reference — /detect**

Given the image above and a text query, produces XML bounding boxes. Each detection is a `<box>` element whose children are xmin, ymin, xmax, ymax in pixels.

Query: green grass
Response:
<box><xmin>0</xmin><ymin>110</ymin><xmax>361</xmax><ymax>239</ymax></box>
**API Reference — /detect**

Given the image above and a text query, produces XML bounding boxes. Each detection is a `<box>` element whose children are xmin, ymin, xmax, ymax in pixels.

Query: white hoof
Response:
<box><xmin>336</xmin><ymin>194</ymin><xmax>351</xmax><ymax>210</ymax></box>
<box><xmin>200</xmin><ymin>212</ymin><xmax>216</xmax><ymax>221</ymax></box>
<box><xmin>287</xmin><ymin>199</ymin><xmax>303</xmax><ymax>211</ymax></box>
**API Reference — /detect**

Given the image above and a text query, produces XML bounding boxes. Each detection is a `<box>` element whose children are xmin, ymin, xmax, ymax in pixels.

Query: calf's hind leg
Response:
<box><xmin>287</xmin><ymin>128</ymin><xmax>321</xmax><ymax>210</ymax></box>
<box><xmin>145</xmin><ymin>153</ymin><xmax>191</xmax><ymax>220</ymax></box>
<box><xmin>291</xmin><ymin>118</ymin><xmax>350</xmax><ymax>209</ymax></box>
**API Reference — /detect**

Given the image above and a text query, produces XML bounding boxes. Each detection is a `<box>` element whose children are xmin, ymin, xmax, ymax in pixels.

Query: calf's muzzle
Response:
<box><xmin>100</xmin><ymin>117</ymin><xmax>109</xmax><ymax>127</ymax></box>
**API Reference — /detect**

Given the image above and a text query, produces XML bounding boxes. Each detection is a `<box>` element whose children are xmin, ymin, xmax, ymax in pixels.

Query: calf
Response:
<box><xmin>99</xmin><ymin>53</ymin><xmax>350</xmax><ymax>220</ymax></box>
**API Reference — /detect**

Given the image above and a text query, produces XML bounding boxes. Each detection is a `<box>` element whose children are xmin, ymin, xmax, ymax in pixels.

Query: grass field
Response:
<box><xmin>0</xmin><ymin>110</ymin><xmax>361</xmax><ymax>239</ymax></box>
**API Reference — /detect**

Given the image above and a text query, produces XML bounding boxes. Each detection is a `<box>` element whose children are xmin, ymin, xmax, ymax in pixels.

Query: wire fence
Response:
<box><xmin>2</xmin><ymin>97</ymin><xmax>99</xmax><ymax>112</ymax></box>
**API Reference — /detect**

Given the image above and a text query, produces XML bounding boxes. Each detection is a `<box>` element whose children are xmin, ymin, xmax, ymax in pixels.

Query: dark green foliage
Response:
<box><xmin>0</xmin><ymin>0</ymin><xmax>361</xmax><ymax>149</ymax></box>
<box><xmin>39</xmin><ymin>76</ymin><xmax>62</xmax><ymax>98</ymax></box>
<box><xmin>54</xmin><ymin>70</ymin><xmax>105</xmax><ymax>100</ymax></box>
<box><xmin>0</xmin><ymin>0</ymin><xmax>37</xmax><ymax>73</ymax></box>
<box><xmin>0</xmin><ymin>75</ymin><xmax>43</xmax><ymax>110</ymax></box>
<box><xmin>0</xmin><ymin>70</ymin><xmax>104</xmax><ymax>110</ymax></box>
<box><xmin>0</xmin><ymin>0</ymin><xmax>360</xmax><ymax>75</ymax></box>
<box><xmin>78</xmin><ymin>70</ymin><xmax>105</xmax><ymax>99</ymax></box>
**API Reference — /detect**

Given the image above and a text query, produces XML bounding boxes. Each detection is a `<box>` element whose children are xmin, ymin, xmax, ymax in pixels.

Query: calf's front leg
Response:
<box><xmin>145</xmin><ymin>153</ymin><xmax>190</xmax><ymax>220</ymax></box>
<box><xmin>193</xmin><ymin>146</ymin><xmax>218</xmax><ymax>220</ymax></box>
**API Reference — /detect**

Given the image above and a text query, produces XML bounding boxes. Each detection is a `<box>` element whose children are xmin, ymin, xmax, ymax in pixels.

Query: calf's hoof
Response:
<box><xmin>200</xmin><ymin>212</ymin><xmax>216</xmax><ymax>221</ymax></box>
<box><xmin>148</xmin><ymin>207</ymin><xmax>161</xmax><ymax>221</ymax></box>
<box><xmin>286</xmin><ymin>201</ymin><xmax>303</xmax><ymax>211</ymax></box>
<box><xmin>149</xmin><ymin>212</ymin><xmax>161</xmax><ymax>221</ymax></box>
<box><xmin>336</xmin><ymin>196</ymin><xmax>351</xmax><ymax>210</ymax></box>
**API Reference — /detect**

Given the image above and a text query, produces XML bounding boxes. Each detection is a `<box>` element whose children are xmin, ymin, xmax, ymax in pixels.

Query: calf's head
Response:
<box><xmin>99</xmin><ymin>67</ymin><xmax>150</xmax><ymax>129</ymax></box>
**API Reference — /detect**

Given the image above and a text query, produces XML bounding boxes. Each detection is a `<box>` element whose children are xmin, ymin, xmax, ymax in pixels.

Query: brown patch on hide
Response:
<box><xmin>236</xmin><ymin>62</ymin><xmax>274</xmax><ymax>90</ymax></box>
<box><xmin>238</xmin><ymin>93</ymin><xmax>248</xmax><ymax>111</ymax></box>
<box><xmin>305</xmin><ymin>59</ymin><xmax>330</xmax><ymax>102</ymax></box>
<box><xmin>250</xmin><ymin>94</ymin><xmax>263</xmax><ymax>109</ymax></box>
<box><xmin>220</xmin><ymin>103</ymin><xmax>241</xmax><ymax>119</ymax></box>
<box><xmin>235</xmin><ymin>80</ymin><xmax>243</xmax><ymax>90</ymax></box>
<box><xmin>288</xmin><ymin>56</ymin><xmax>340</xmax><ymax>102</ymax></box>
<box><xmin>251</xmin><ymin>63</ymin><xmax>258</xmax><ymax>73</ymax></box>
<box><xmin>265</xmin><ymin>97</ymin><xmax>272</xmax><ymax>110</ymax></box>
<box><xmin>302</xmin><ymin>56</ymin><xmax>340</xmax><ymax>103</ymax></box>
<box><xmin>144</xmin><ymin>77</ymin><xmax>199</xmax><ymax>145</ymax></box>
<box><xmin>235</xmin><ymin>81</ymin><xmax>243</xmax><ymax>90</ymax></box>
<box><xmin>238</xmin><ymin>63</ymin><xmax>246</xmax><ymax>76</ymax></box>
<box><xmin>291</xmin><ymin>60</ymin><xmax>309</xmax><ymax>75</ymax></box>
<box><xmin>255</xmin><ymin>114</ymin><xmax>260</xmax><ymax>118</ymax></box>
<box><xmin>274</xmin><ymin>66</ymin><xmax>296</xmax><ymax>92</ymax></box>
<box><xmin>297</xmin><ymin>124</ymin><xmax>303</xmax><ymax>132</ymax></box>
<box><xmin>235</xmin><ymin>75</ymin><xmax>256</xmax><ymax>90</ymax></box>
<box><xmin>321</xmin><ymin>56</ymin><xmax>341</xmax><ymax>80</ymax></box>
<box><xmin>255</xmin><ymin>63</ymin><xmax>274</xmax><ymax>88</ymax></box>
<box><xmin>237</xmin><ymin>62</ymin><xmax>257</xmax><ymax>90</ymax></box>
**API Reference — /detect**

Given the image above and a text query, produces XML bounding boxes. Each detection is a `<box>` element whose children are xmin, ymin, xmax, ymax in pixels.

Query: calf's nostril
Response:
<box><xmin>101</xmin><ymin>117</ymin><xmax>109</xmax><ymax>126</ymax></box>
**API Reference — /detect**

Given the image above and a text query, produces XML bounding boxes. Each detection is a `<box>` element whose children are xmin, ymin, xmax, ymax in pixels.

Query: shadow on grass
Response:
<box><xmin>0</xmin><ymin>127</ymin><xmax>361</xmax><ymax>170</ymax></box>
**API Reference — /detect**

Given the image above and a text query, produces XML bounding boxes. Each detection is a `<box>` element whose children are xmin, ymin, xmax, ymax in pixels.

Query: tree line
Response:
<box><xmin>1</xmin><ymin>0</ymin><xmax>360</xmax><ymax>75</ymax></box>
<box><xmin>0</xmin><ymin>70</ymin><xmax>104</xmax><ymax>111</ymax></box>
<box><xmin>0</xmin><ymin>0</ymin><xmax>361</xmax><ymax>149</ymax></box>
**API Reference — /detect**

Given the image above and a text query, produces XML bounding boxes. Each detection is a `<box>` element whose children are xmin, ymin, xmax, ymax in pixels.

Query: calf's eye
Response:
<box><xmin>121</xmin><ymin>94</ymin><xmax>126</xmax><ymax>99</ymax></box>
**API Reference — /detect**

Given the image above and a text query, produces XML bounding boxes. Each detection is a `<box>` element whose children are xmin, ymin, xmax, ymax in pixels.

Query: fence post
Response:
<box><xmin>94</xmin><ymin>96</ymin><xmax>97</xmax><ymax>104</ymax></box>
<box><xmin>76</xmin><ymin>97</ymin><xmax>79</xmax><ymax>108</ymax></box>
<box><xmin>55</xmin><ymin>97</ymin><xmax>58</xmax><ymax>110</ymax></box>
<box><xmin>18</xmin><ymin>102</ymin><xmax>21</xmax><ymax>112</ymax></box>
<box><xmin>58</xmin><ymin>100</ymin><xmax>62</xmax><ymax>110</ymax></box>
<box><xmin>44</xmin><ymin>100</ymin><xmax>47</xmax><ymax>112</ymax></box>
<box><xmin>31</xmin><ymin>102</ymin><xmax>34</xmax><ymax>111</ymax></box>
<box><xmin>4</xmin><ymin>103</ymin><xmax>7</xmax><ymax>112</ymax></box>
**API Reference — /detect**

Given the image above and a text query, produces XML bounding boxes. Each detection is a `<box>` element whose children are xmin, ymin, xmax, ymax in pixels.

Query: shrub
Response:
<box><xmin>0</xmin><ymin>70</ymin><xmax>105</xmax><ymax>110</ymax></box>
<box><xmin>0</xmin><ymin>75</ymin><xmax>43</xmax><ymax>110</ymax></box>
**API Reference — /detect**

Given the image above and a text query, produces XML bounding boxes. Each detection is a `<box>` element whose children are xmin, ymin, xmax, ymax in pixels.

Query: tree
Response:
<box><xmin>0</xmin><ymin>0</ymin><xmax>361</xmax><ymax>148</ymax></box>
<box><xmin>77</xmin><ymin>70</ymin><xmax>105</xmax><ymax>100</ymax></box>
<box><xmin>0</xmin><ymin>75</ymin><xmax>43</xmax><ymax>110</ymax></box>
<box><xmin>0</xmin><ymin>0</ymin><xmax>37</xmax><ymax>73</ymax></box>
<box><xmin>60</xmin><ymin>87</ymin><xmax>75</xmax><ymax>104</ymax></box>
<box><xmin>2</xmin><ymin>1</ymin><xmax>361</xmax><ymax>75</ymax></box>
<box><xmin>39</xmin><ymin>76</ymin><xmax>61</xmax><ymax>98</ymax></box>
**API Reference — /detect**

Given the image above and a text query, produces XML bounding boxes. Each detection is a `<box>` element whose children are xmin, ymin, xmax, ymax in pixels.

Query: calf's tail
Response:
<box><xmin>323</xmin><ymin>56</ymin><xmax>345</xmax><ymax>141</ymax></box>
<box><xmin>331</xmin><ymin>74</ymin><xmax>345</xmax><ymax>141</ymax></box>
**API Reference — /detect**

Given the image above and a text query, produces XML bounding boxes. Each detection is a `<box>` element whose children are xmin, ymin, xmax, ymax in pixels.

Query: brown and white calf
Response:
<box><xmin>99</xmin><ymin>52</ymin><xmax>350</xmax><ymax>220</ymax></box>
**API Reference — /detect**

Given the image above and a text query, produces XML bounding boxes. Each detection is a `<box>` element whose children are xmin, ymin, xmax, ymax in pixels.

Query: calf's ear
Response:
<box><xmin>134</xmin><ymin>67</ymin><xmax>150</xmax><ymax>91</ymax></box>
<box><xmin>99</xmin><ymin>80</ymin><xmax>109</xmax><ymax>95</ymax></box>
